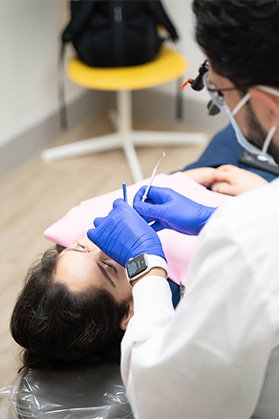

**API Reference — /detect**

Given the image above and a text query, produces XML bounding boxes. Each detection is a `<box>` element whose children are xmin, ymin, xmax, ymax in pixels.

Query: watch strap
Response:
<box><xmin>126</xmin><ymin>254</ymin><xmax>168</xmax><ymax>283</ymax></box>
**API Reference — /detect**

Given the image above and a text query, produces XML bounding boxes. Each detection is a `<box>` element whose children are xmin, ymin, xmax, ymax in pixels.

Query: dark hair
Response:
<box><xmin>10</xmin><ymin>247</ymin><xmax>131</xmax><ymax>369</ymax></box>
<box><xmin>193</xmin><ymin>0</ymin><xmax>279</xmax><ymax>87</ymax></box>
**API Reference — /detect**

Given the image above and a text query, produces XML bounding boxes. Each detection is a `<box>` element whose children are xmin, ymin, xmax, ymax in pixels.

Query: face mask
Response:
<box><xmin>203</xmin><ymin>71</ymin><xmax>279</xmax><ymax>163</ymax></box>
<box><xmin>223</xmin><ymin>95</ymin><xmax>276</xmax><ymax>160</ymax></box>
<box><xmin>223</xmin><ymin>93</ymin><xmax>277</xmax><ymax>162</ymax></box>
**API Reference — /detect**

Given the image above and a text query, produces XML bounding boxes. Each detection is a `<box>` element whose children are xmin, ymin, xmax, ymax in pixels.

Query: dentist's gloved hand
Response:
<box><xmin>87</xmin><ymin>198</ymin><xmax>166</xmax><ymax>267</ymax></box>
<box><xmin>133</xmin><ymin>186</ymin><xmax>216</xmax><ymax>236</ymax></box>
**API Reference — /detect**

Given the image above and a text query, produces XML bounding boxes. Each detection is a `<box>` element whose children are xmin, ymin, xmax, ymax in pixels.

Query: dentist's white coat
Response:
<box><xmin>121</xmin><ymin>179</ymin><xmax>279</xmax><ymax>419</ymax></box>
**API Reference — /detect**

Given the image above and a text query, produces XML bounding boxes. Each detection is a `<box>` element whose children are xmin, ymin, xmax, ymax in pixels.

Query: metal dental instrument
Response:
<box><xmin>142</xmin><ymin>152</ymin><xmax>166</xmax><ymax>202</ymax></box>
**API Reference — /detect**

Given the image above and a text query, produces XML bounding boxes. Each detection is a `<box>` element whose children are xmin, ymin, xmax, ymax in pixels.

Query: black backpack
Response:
<box><xmin>62</xmin><ymin>0</ymin><xmax>179</xmax><ymax>67</ymax></box>
<box><xmin>59</xmin><ymin>0</ymin><xmax>180</xmax><ymax>127</ymax></box>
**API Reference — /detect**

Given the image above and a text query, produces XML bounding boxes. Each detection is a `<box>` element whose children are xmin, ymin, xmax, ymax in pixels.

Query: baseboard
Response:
<box><xmin>1</xmin><ymin>89</ymin><xmax>228</xmax><ymax>177</ymax></box>
<box><xmin>0</xmin><ymin>90</ymin><xmax>112</xmax><ymax>178</ymax></box>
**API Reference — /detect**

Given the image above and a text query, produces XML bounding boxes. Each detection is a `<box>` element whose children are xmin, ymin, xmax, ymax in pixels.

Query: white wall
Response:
<box><xmin>0</xmin><ymin>0</ymin><xmax>83</xmax><ymax>147</ymax></box>
<box><xmin>1</xmin><ymin>0</ymin><xmax>208</xmax><ymax>149</ymax></box>
<box><xmin>157</xmin><ymin>0</ymin><xmax>209</xmax><ymax>103</ymax></box>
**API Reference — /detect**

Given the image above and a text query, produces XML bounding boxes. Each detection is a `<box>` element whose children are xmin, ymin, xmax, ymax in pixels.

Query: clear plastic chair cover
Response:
<box><xmin>0</xmin><ymin>363</ymin><xmax>134</xmax><ymax>418</ymax></box>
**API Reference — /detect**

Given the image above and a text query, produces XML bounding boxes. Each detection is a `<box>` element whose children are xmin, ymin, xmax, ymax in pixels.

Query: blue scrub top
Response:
<box><xmin>181</xmin><ymin>124</ymin><xmax>277</xmax><ymax>182</ymax></box>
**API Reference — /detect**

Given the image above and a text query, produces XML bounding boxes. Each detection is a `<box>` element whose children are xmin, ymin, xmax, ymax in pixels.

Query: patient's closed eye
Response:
<box><xmin>103</xmin><ymin>261</ymin><xmax>117</xmax><ymax>274</ymax></box>
<box><xmin>76</xmin><ymin>243</ymin><xmax>90</xmax><ymax>252</ymax></box>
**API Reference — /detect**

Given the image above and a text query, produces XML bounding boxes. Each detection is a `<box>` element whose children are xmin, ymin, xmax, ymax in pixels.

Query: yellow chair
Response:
<box><xmin>42</xmin><ymin>47</ymin><xmax>206</xmax><ymax>182</ymax></box>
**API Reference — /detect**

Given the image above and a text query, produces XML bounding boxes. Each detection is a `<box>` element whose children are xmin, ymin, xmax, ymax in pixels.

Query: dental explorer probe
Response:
<box><xmin>142</xmin><ymin>151</ymin><xmax>166</xmax><ymax>202</ymax></box>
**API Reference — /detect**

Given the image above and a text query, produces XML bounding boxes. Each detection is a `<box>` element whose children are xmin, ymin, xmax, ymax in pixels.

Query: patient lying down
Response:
<box><xmin>11</xmin><ymin>168</ymin><xmax>268</xmax><ymax>371</ymax></box>
<box><xmin>11</xmin><ymin>237</ymin><xmax>134</xmax><ymax>370</ymax></box>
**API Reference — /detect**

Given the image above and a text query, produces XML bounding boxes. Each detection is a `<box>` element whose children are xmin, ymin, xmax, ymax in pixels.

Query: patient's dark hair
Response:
<box><xmin>193</xmin><ymin>0</ymin><xmax>279</xmax><ymax>88</ymax></box>
<box><xmin>10</xmin><ymin>247</ymin><xmax>131</xmax><ymax>369</ymax></box>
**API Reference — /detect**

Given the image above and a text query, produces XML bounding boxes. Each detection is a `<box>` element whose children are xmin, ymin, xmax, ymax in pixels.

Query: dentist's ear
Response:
<box><xmin>120</xmin><ymin>300</ymin><xmax>134</xmax><ymax>331</ymax></box>
<box><xmin>250</xmin><ymin>87</ymin><xmax>279</xmax><ymax>127</ymax></box>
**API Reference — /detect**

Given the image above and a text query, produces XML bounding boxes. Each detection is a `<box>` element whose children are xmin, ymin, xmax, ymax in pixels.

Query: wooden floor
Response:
<box><xmin>0</xmin><ymin>113</ymin><xmax>208</xmax><ymax>388</ymax></box>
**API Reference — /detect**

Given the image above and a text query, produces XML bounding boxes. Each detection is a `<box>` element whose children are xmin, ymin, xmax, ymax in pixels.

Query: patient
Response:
<box><xmin>11</xmin><ymin>126</ymin><xmax>277</xmax><ymax>372</ymax></box>
<box><xmin>11</xmin><ymin>237</ymin><xmax>180</xmax><ymax>370</ymax></box>
<box><xmin>185</xmin><ymin>164</ymin><xmax>268</xmax><ymax>195</ymax></box>
<box><xmin>181</xmin><ymin>123</ymin><xmax>277</xmax><ymax>195</ymax></box>
<box><xmin>11</xmin><ymin>237</ymin><xmax>134</xmax><ymax>370</ymax></box>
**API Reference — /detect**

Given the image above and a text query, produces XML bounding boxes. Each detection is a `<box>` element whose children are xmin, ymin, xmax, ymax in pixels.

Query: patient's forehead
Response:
<box><xmin>54</xmin><ymin>239</ymin><xmax>131</xmax><ymax>301</ymax></box>
<box><xmin>69</xmin><ymin>236</ymin><xmax>99</xmax><ymax>251</ymax></box>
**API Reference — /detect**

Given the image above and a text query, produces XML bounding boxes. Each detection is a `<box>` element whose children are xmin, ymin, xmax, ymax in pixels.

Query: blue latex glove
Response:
<box><xmin>133</xmin><ymin>186</ymin><xmax>216</xmax><ymax>235</ymax></box>
<box><xmin>87</xmin><ymin>198</ymin><xmax>166</xmax><ymax>267</ymax></box>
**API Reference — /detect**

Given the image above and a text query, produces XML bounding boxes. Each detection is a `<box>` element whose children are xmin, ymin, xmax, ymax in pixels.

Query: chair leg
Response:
<box><xmin>117</xmin><ymin>90</ymin><xmax>144</xmax><ymax>182</ymax></box>
<box><xmin>131</xmin><ymin>131</ymin><xmax>207</xmax><ymax>146</ymax></box>
<box><xmin>41</xmin><ymin>89</ymin><xmax>206</xmax><ymax>182</ymax></box>
<box><xmin>42</xmin><ymin>133</ymin><xmax>122</xmax><ymax>162</ymax></box>
<box><xmin>108</xmin><ymin>109</ymin><xmax>119</xmax><ymax>131</ymax></box>
<box><xmin>122</xmin><ymin>140</ymin><xmax>144</xmax><ymax>182</ymax></box>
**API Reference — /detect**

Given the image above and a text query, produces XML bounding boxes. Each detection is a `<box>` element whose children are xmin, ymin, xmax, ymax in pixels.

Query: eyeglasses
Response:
<box><xmin>181</xmin><ymin>61</ymin><xmax>251</xmax><ymax>116</ymax></box>
<box><xmin>203</xmin><ymin>72</ymin><xmax>253</xmax><ymax>116</ymax></box>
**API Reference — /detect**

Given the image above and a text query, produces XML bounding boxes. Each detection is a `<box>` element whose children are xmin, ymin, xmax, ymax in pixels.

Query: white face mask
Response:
<box><xmin>224</xmin><ymin>92</ymin><xmax>277</xmax><ymax>162</ymax></box>
<box><xmin>203</xmin><ymin>72</ymin><xmax>279</xmax><ymax>163</ymax></box>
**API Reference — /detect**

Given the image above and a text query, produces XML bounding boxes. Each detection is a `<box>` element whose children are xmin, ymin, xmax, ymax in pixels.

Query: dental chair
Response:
<box><xmin>0</xmin><ymin>363</ymin><xmax>133</xmax><ymax>419</ymax></box>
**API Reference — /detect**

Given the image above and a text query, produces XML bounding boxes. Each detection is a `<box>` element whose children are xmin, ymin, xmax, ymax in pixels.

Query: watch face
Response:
<box><xmin>126</xmin><ymin>254</ymin><xmax>147</xmax><ymax>279</ymax></box>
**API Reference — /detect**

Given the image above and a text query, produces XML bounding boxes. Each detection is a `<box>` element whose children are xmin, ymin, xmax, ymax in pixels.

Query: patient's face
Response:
<box><xmin>55</xmin><ymin>237</ymin><xmax>132</xmax><ymax>303</ymax></box>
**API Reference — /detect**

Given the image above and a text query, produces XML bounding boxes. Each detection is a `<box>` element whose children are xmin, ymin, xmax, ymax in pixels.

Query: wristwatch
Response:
<box><xmin>125</xmin><ymin>253</ymin><xmax>168</xmax><ymax>283</ymax></box>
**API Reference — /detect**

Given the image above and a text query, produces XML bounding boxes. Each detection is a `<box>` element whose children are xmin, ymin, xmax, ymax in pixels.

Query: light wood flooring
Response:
<box><xmin>0</xmin><ymin>113</ymin><xmax>208</xmax><ymax>388</ymax></box>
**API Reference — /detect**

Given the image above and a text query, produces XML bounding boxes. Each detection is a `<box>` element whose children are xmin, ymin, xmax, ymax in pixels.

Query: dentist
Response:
<box><xmin>88</xmin><ymin>1</ymin><xmax>279</xmax><ymax>417</ymax></box>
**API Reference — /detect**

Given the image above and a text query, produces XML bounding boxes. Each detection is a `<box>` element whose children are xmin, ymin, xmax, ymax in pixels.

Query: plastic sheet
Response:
<box><xmin>0</xmin><ymin>364</ymin><xmax>134</xmax><ymax>418</ymax></box>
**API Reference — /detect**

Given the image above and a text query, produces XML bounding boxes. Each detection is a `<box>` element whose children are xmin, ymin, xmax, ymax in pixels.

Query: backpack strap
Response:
<box><xmin>176</xmin><ymin>76</ymin><xmax>183</xmax><ymax>121</ymax></box>
<box><xmin>62</xmin><ymin>0</ymin><xmax>96</xmax><ymax>43</ymax></box>
<box><xmin>146</xmin><ymin>0</ymin><xmax>179</xmax><ymax>41</ymax></box>
<box><xmin>58</xmin><ymin>43</ymin><xmax>68</xmax><ymax>129</ymax></box>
